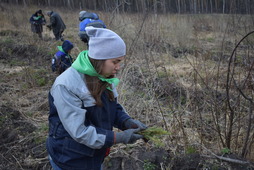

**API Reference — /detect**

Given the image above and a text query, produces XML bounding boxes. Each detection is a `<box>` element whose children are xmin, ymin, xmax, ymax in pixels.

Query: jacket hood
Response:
<box><xmin>61</xmin><ymin>40</ymin><xmax>74</xmax><ymax>53</ymax></box>
<box><xmin>79</xmin><ymin>11</ymin><xmax>99</xmax><ymax>21</ymax></box>
<box><xmin>46</xmin><ymin>11</ymin><xmax>53</xmax><ymax>16</ymax></box>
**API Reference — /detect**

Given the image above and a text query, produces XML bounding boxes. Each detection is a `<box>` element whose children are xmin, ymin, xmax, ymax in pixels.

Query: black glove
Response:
<box><xmin>124</xmin><ymin>119</ymin><xmax>147</xmax><ymax>130</ymax></box>
<box><xmin>115</xmin><ymin>128</ymin><xmax>143</xmax><ymax>144</ymax></box>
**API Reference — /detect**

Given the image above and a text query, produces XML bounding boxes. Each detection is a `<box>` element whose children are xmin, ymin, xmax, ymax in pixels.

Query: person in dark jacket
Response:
<box><xmin>52</xmin><ymin>40</ymin><xmax>74</xmax><ymax>75</ymax></box>
<box><xmin>46</xmin><ymin>27</ymin><xmax>147</xmax><ymax>170</ymax></box>
<box><xmin>78</xmin><ymin>11</ymin><xmax>106</xmax><ymax>44</ymax></box>
<box><xmin>46</xmin><ymin>11</ymin><xmax>66</xmax><ymax>41</ymax></box>
<box><xmin>29</xmin><ymin>10</ymin><xmax>46</xmax><ymax>39</ymax></box>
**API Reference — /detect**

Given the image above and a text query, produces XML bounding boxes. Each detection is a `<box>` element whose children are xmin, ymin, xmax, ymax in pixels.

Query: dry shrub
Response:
<box><xmin>113</xmin><ymin>11</ymin><xmax>254</xmax><ymax>162</ymax></box>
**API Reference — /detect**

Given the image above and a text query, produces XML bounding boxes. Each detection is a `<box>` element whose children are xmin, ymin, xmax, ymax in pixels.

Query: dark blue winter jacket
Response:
<box><xmin>46</xmin><ymin>67</ymin><xmax>131</xmax><ymax>170</ymax></box>
<box><xmin>52</xmin><ymin>40</ymin><xmax>74</xmax><ymax>74</ymax></box>
<box><xmin>29</xmin><ymin>10</ymin><xmax>46</xmax><ymax>33</ymax></box>
<box><xmin>79</xmin><ymin>18</ymin><xmax>106</xmax><ymax>32</ymax></box>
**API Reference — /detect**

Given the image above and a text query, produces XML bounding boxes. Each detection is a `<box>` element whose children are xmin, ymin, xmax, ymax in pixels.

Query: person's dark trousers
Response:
<box><xmin>80</xmin><ymin>35</ymin><xmax>89</xmax><ymax>48</ymax></box>
<box><xmin>54</xmin><ymin>30</ymin><xmax>64</xmax><ymax>41</ymax></box>
<box><xmin>38</xmin><ymin>32</ymin><xmax>42</xmax><ymax>39</ymax></box>
<box><xmin>81</xmin><ymin>39</ymin><xmax>89</xmax><ymax>48</ymax></box>
<box><xmin>48</xmin><ymin>155</ymin><xmax>62</xmax><ymax>170</ymax></box>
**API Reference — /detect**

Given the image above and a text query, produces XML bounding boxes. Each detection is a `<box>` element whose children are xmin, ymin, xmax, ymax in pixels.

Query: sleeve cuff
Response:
<box><xmin>104</xmin><ymin>130</ymin><xmax>114</xmax><ymax>147</ymax></box>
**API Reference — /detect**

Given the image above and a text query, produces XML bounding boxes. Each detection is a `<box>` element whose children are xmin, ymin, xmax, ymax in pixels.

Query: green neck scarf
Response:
<box><xmin>57</xmin><ymin>46</ymin><xmax>67</xmax><ymax>54</ymax></box>
<box><xmin>34</xmin><ymin>16</ymin><xmax>42</xmax><ymax>20</ymax></box>
<box><xmin>72</xmin><ymin>51</ymin><xmax>120</xmax><ymax>89</ymax></box>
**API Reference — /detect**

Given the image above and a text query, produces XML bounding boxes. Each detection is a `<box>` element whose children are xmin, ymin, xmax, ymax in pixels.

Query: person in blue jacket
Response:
<box><xmin>78</xmin><ymin>11</ymin><xmax>106</xmax><ymax>44</ymax></box>
<box><xmin>51</xmin><ymin>40</ymin><xmax>74</xmax><ymax>75</ymax></box>
<box><xmin>29</xmin><ymin>10</ymin><xmax>46</xmax><ymax>39</ymax></box>
<box><xmin>46</xmin><ymin>26</ymin><xmax>147</xmax><ymax>170</ymax></box>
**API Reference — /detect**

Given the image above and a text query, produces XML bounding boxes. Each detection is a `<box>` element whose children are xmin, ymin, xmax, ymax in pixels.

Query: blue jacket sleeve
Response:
<box><xmin>113</xmin><ymin>100</ymin><xmax>131</xmax><ymax>130</ymax></box>
<box><xmin>79</xmin><ymin>19</ymin><xmax>91</xmax><ymax>31</ymax></box>
<box><xmin>29</xmin><ymin>16</ymin><xmax>35</xmax><ymax>24</ymax></box>
<box><xmin>39</xmin><ymin>16</ymin><xmax>46</xmax><ymax>25</ymax></box>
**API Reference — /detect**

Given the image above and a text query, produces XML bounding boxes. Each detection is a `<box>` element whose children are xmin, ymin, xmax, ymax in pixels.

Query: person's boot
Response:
<box><xmin>38</xmin><ymin>33</ymin><xmax>42</xmax><ymax>39</ymax></box>
<box><xmin>60</xmin><ymin>34</ymin><xmax>64</xmax><ymax>41</ymax></box>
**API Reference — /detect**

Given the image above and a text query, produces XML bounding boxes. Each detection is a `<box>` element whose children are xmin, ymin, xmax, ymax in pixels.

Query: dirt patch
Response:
<box><xmin>0</xmin><ymin>30</ymin><xmax>52</xmax><ymax>170</ymax></box>
<box><xmin>0</xmin><ymin>104</ymin><xmax>49</xmax><ymax>170</ymax></box>
<box><xmin>103</xmin><ymin>147</ymin><xmax>170</xmax><ymax>170</ymax></box>
<box><xmin>103</xmin><ymin>146</ymin><xmax>253</xmax><ymax>170</ymax></box>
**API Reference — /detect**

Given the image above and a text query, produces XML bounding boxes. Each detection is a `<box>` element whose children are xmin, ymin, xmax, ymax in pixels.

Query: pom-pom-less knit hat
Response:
<box><xmin>37</xmin><ymin>10</ymin><xmax>42</xmax><ymax>15</ymax></box>
<box><xmin>79</xmin><ymin>11</ymin><xmax>87</xmax><ymax>17</ymax></box>
<box><xmin>62</xmin><ymin>40</ymin><xmax>74</xmax><ymax>53</ymax></box>
<box><xmin>86</xmin><ymin>26</ymin><xmax>126</xmax><ymax>60</ymax></box>
<box><xmin>46</xmin><ymin>11</ymin><xmax>53</xmax><ymax>16</ymax></box>
<box><xmin>79</xmin><ymin>11</ymin><xmax>86</xmax><ymax>21</ymax></box>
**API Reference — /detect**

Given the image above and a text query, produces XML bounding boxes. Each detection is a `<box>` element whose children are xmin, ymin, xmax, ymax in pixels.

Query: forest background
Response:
<box><xmin>0</xmin><ymin>0</ymin><xmax>254</xmax><ymax>169</ymax></box>
<box><xmin>2</xmin><ymin>0</ymin><xmax>254</xmax><ymax>14</ymax></box>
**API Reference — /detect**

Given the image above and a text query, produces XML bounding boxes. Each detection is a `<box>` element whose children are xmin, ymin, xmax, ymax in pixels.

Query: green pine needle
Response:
<box><xmin>138</xmin><ymin>126</ymin><xmax>170</xmax><ymax>147</ymax></box>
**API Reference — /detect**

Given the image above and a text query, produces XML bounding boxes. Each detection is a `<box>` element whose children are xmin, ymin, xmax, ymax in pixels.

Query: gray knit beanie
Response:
<box><xmin>86</xmin><ymin>26</ymin><xmax>126</xmax><ymax>60</ymax></box>
<box><xmin>46</xmin><ymin>11</ymin><xmax>53</xmax><ymax>16</ymax></box>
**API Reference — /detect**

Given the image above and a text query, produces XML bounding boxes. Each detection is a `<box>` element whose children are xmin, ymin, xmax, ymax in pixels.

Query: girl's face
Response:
<box><xmin>101</xmin><ymin>56</ymin><xmax>124</xmax><ymax>77</ymax></box>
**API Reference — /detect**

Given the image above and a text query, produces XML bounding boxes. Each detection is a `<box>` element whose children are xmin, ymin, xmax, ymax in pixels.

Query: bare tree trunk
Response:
<box><xmin>201</xmin><ymin>0</ymin><xmax>204</xmax><ymax>13</ymax></box>
<box><xmin>116</xmin><ymin>0</ymin><xmax>119</xmax><ymax>14</ymax></box>
<box><xmin>154</xmin><ymin>0</ymin><xmax>157</xmax><ymax>15</ymax></box>
<box><xmin>215</xmin><ymin>0</ymin><xmax>217</xmax><ymax>12</ymax></box>
<box><xmin>197</xmin><ymin>0</ymin><xmax>200</xmax><ymax>13</ymax></box>
<box><xmin>222</xmin><ymin>0</ymin><xmax>225</xmax><ymax>14</ymax></box>
<box><xmin>141</xmin><ymin>0</ymin><xmax>146</xmax><ymax>14</ymax></box>
<box><xmin>183</xmin><ymin>0</ymin><xmax>187</xmax><ymax>13</ymax></box>
<box><xmin>189</xmin><ymin>0</ymin><xmax>193</xmax><ymax>13</ymax></box>
<box><xmin>23</xmin><ymin>0</ymin><xmax>27</xmax><ymax>7</ymax></box>
<box><xmin>79</xmin><ymin>1</ymin><xmax>82</xmax><ymax>10</ymax></box>
<box><xmin>93</xmin><ymin>0</ymin><xmax>97</xmax><ymax>10</ymax></box>
<box><xmin>210</xmin><ymin>0</ymin><xmax>213</xmax><ymax>13</ymax></box>
<box><xmin>245</xmin><ymin>0</ymin><xmax>250</xmax><ymax>14</ymax></box>
<box><xmin>230</xmin><ymin>0</ymin><xmax>237</xmax><ymax>14</ymax></box>
<box><xmin>67</xmin><ymin>0</ymin><xmax>71</xmax><ymax>9</ymax></box>
<box><xmin>177</xmin><ymin>0</ymin><xmax>181</xmax><ymax>14</ymax></box>
<box><xmin>194</xmin><ymin>0</ymin><xmax>197</xmax><ymax>13</ymax></box>
<box><xmin>161</xmin><ymin>0</ymin><xmax>166</xmax><ymax>13</ymax></box>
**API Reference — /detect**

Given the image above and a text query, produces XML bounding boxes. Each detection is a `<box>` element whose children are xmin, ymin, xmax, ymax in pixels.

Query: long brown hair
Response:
<box><xmin>85</xmin><ymin>57</ymin><xmax>115</xmax><ymax>106</ymax></box>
